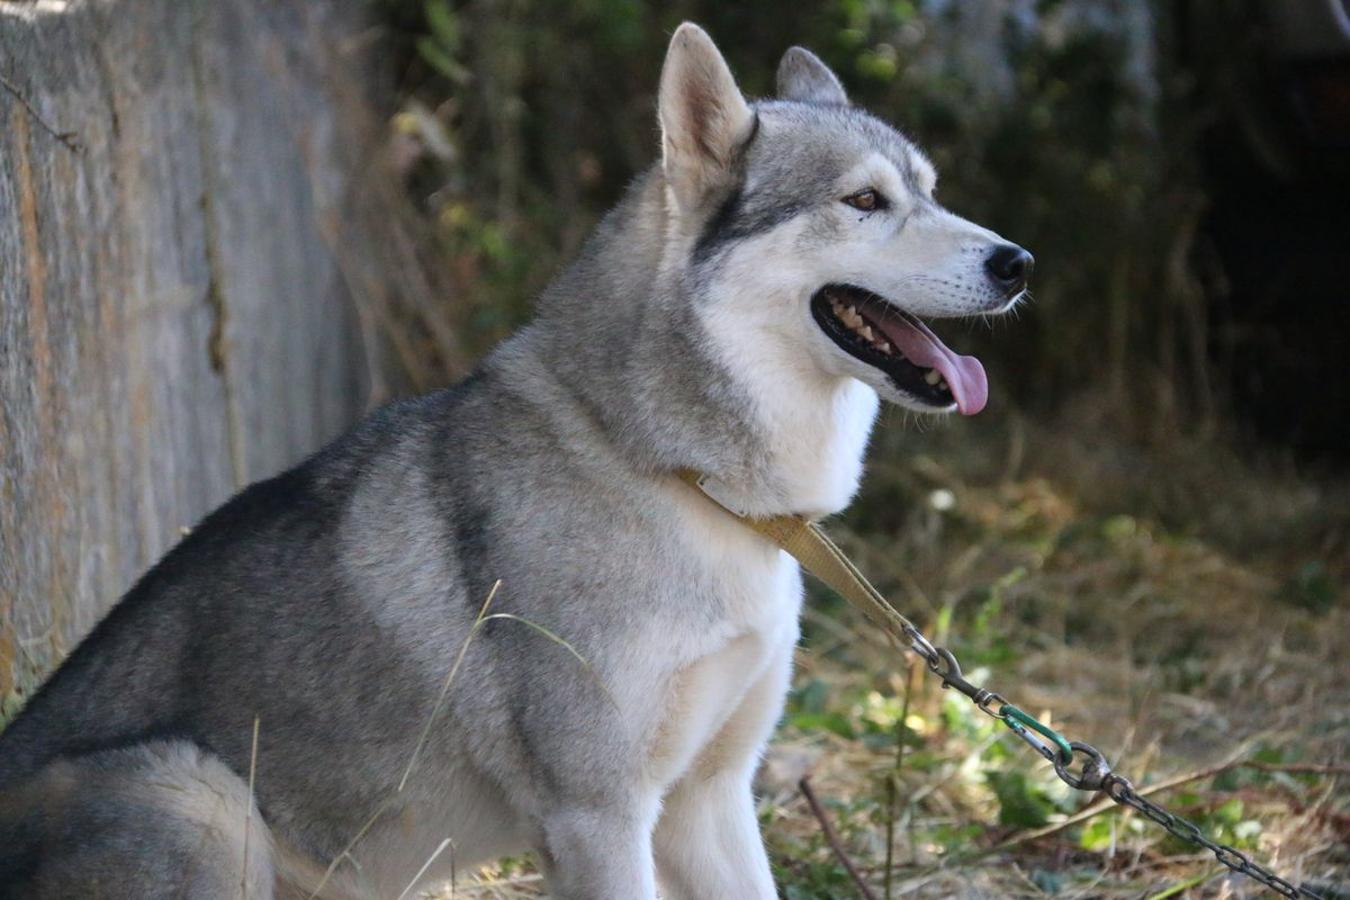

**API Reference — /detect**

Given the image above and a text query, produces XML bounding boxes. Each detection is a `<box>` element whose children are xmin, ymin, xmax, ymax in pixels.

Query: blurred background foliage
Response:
<box><xmin>372</xmin><ymin>0</ymin><xmax>1347</xmax><ymax>460</ymax></box>
<box><xmin>360</xmin><ymin>0</ymin><xmax>1348</xmax><ymax>896</ymax></box>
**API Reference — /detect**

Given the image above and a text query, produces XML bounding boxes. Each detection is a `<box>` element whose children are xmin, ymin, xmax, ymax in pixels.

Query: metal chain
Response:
<box><xmin>1106</xmin><ymin>773</ymin><xmax>1313</xmax><ymax>898</ymax></box>
<box><xmin>898</xmin><ymin>624</ymin><xmax>1326</xmax><ymax>899</ymax></box>
<box><xmin>682</xmin><ymin>474</ymin><xmax>1325</xmax><ymax>897</ymax></box>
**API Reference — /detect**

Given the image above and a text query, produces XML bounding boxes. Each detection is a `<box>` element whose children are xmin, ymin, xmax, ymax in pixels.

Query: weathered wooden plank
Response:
<box><xmin>0</xmin><ymin>0</ymin><xmax>389</xmax><ymax>707</ymax></box>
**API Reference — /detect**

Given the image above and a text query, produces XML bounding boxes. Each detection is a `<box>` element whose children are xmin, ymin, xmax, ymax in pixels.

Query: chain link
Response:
<box><xmin>904</xmin><ymin>631</ymin><xmax>1326</xmax><ymax>899</ymax></box>
<box><xmin>1101</xmin><ymin>772</ymin><xmax>1316</xmax><ymax>898</ymax></box>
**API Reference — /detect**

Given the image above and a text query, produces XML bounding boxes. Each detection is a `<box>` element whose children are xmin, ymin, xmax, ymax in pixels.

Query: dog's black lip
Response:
<box><xmin>810</xmin><ymin>284</ymin><xmax>955</xmax><ymax>407</ymax></box>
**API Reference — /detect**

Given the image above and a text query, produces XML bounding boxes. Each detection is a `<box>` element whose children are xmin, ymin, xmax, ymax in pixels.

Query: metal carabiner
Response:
<box><xmin>1053</xmin><ymin>741</ymin><xmax>1113</xmax><ymax>792</ymax></box>
<box><xmin>1001</xmin><ymin>704</ymin><xmax>1074</xmax><ymax>765</ymax></box>
<box><xmin>904</xmin><ymin>625</ymin><xmax>941</xmax><ymax>669</ymax></box>
<box><xmin>1003</xmin><ymin>715</ymin><xmax>1061</xmax><ymax>764</ymax></box>
<box><xmin>932</xmin><ymin>647</ymin><xmax>995</xmax><ymax>707</ymax></box>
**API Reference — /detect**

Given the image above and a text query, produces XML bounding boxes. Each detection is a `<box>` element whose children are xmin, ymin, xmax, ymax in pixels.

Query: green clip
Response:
<box><xmin>1000</xmin><ymin>704</ymin><xmax>1073</xmax><ymax>764</ymax></box>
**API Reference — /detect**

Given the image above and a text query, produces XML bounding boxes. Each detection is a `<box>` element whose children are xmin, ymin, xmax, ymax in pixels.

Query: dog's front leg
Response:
<box><xmin>655</xmin><ymin>767</ymin><xmax>776</xmax><ymax>899</ymax></box>
<box><xmin>535</xmin><ymin>801</ymin><xmax>660</xmax><ymax>900</ymax></box>
<box><xmin>652</xmin><ymin>642</ymin><xmax>792</xmax><ymax>900</ymax></box>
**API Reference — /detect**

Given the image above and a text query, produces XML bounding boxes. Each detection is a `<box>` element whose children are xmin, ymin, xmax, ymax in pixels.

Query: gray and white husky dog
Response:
<box><xmin>0</xmin><ymin>23</ymin><xmax>1030</xmax><ymax>900</ymax></box>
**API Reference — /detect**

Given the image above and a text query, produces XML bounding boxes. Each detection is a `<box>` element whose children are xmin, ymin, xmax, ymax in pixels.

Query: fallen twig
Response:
<box><xmin>800</xmin><ymin>775</ymin><xmax>879</xmax><ymax>900</ymax></box>
<box><xmin>1242</xmin><ymin>761</ymin><xmax>1350</xmax><ymax>777</ymax></box>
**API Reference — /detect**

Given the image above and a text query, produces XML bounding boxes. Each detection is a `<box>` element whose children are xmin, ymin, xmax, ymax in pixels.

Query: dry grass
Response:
<box><xmin>755</xmin><ymin>409</ymin><xmax>1348</xmax><ymax>899</ymax></box>
<box><xmin>421</xmin><ymin>407</ymin><xmax>1348</xmax><ymax>898</ymax></box>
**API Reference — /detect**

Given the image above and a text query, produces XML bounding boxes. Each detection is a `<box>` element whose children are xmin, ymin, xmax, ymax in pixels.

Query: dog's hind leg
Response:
<box><xmin>0</xmin><ymin>739</ymin><xmax>275</xmax><ymax>900</ymax></box>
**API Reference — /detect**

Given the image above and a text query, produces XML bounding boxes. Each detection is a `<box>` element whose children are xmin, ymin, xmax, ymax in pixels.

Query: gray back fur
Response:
<box><xmin>0</xmin><ymin>24</ymin><xmax>1014</xmax><ymax>899</ymax></box>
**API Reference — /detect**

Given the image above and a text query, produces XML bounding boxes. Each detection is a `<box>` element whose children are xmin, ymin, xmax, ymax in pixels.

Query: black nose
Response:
<box><xmin>985</xmin><ymin>244</ymin><xmax>1034</xmax><ymax>293</ymax></box>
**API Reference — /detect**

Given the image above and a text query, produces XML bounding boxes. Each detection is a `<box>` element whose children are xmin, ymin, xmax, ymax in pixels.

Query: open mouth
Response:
<box><xmin>810</xmin><ymin>285</ymin><xmax>989</xmax><ymax>415</ymax></box>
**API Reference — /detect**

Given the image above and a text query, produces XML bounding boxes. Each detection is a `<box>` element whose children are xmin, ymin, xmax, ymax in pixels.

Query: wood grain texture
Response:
<box><xmin>0</xmin><ymin>0</ymin><xmax>397</xmax><ymax>706</ymax></box>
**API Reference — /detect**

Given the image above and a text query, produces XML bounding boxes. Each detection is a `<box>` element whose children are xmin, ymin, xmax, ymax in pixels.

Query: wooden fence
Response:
<box><xmin>0</xmin><ymin>0</ymin><xmax>440</xmax><ymax>711</ymax></box>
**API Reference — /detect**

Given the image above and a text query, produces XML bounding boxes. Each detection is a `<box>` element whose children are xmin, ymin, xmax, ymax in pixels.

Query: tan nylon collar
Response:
<box><xmin>675</xmin><ymin>469</ymin><xmax>920</xmax><ymax>643</ymax></box>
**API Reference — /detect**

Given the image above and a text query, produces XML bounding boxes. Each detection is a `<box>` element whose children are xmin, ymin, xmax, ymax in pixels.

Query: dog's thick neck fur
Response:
<box><xmin>497</xmin><ymin>163</ymin><xmax>877</xmax><ymax>520</ymax></box>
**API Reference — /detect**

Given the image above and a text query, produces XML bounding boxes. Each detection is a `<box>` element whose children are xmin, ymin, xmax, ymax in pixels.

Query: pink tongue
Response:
<box><xmin>870</xmin><ymin>313</ymin><xmax>988</xmax><ymax>416</ymax></box>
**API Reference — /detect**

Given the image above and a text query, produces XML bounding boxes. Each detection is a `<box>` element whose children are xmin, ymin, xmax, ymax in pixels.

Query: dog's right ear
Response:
<box><xmin>658</xmin><ymin>23</ymin><xmax>755</xmax><ymax>213</ymax></box>
<box><xmin>776</xmin><ymin>47</ymin><xmax>849</xmax><ymax>106</ymax></box>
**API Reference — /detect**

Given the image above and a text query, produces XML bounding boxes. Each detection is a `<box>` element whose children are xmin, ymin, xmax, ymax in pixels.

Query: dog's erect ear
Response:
<box><xmin>776</xmin><ymin>46</ymin><xmax>849</xmax><ymax>106</ymax></box>
<box><xmin>658</xmin><ymin>23</ymin><xmax>755</xmax><ymax>212</ymax></box>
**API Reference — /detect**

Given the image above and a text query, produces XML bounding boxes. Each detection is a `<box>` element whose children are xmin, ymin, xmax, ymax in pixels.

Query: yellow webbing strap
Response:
<box><xmin>676</xmin><ymin>470</ymin><xmax>918</xmax><ymax>644</ymax></box>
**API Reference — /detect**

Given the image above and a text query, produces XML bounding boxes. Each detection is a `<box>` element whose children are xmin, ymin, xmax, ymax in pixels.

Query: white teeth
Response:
<box><xmin>924</xmin><ymin>369</ymin><xmax>941</xmax><ymax>386</ymax></box>
<box><xmin>938</xmin><ymin>378</ymin><xmax>949</xmax><ymax>392</ymax></box>
<box><xmin>830</xmin><ymin>300</ymin><xmax>896</xmax><ymax>356</ymax></box>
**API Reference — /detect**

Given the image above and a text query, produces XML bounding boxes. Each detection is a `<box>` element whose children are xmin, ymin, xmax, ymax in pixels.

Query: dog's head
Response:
<box><xmin>658</xmin><ymin>24</ymin><xmax>1031</xmax><ymax>416</ymax></box>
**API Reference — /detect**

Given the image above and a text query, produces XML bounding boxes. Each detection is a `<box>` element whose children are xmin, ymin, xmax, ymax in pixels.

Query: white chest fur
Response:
<box><xmin>697</xmin><ymin>261</ymin><xmax>881</xmax><ymax>519</ymax></box>
<box><xmin>642</xmin><ymin>485</ymin><xmax>804</xmax><ymax>789</ymax></box>
<box><xmin>641</xmin><ymin>268</ymin><xmax>881</xmax><ymax>791</ymax></box>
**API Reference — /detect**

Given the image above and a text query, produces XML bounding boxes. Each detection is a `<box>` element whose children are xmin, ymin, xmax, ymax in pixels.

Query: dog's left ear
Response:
<box><xmin>776</xmin><ymin>47</ymin><xmax>849</xmax><ymax>106</ymax></box>
<box><xmin>659</xmin><ymin>23</ymin><xmax>756</xmax><ymax>212</ymax></box>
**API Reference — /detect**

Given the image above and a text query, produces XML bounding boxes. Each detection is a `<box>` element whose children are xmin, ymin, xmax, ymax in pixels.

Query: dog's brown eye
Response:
<box><xmin>843</xmin><ymin>189</ymin><xmax>885</xmax><ymax>212</ymax></box>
